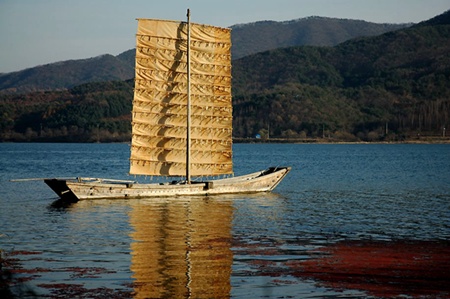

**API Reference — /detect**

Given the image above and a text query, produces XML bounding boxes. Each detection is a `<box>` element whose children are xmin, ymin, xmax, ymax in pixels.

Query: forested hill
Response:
<box><xmin>0</xmin><ymin>51</ymin><xmax>135</xmax><ymax>94</ymax></box>
<box><xmin>231</xmin><ymin>10</ymin><xmax>450</xmax><ymax>140</ymax></box>
<box><xmin>0</xmin><ymin>81</ymin><xmax>134</xmax><ymax>142</ymax></box>
<box><xmin>0</xmin><ymin>10</ymin><xmax>449</xmax><ymax>143</ymax></box>
<box><xmin>231</xmin><ymin>17</ymin><xmax>409</xmax><ymax>59</ymax></box>
<box><xmin>0</xmin><ymin>17</ymin><xmax>408</xmax><ymax>94</ymax></box>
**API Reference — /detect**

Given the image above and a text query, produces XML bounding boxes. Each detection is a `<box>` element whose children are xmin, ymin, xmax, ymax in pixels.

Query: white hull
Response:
<box><xmin>45</xmin><ymin>167</ymin><xmax>291</xmax><ymax>202</ymax></box>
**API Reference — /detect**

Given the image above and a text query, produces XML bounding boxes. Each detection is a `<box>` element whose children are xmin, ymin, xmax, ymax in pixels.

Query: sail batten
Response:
<box><xmin>130</xmin><ymin>17</ymin><xmax>233</xmax><ymax>177</ymax></box>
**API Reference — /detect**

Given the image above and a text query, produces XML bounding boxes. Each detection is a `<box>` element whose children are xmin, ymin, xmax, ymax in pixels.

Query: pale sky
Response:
<box><xmin>1</xmin><ymin>0</ymin><xmax>449</xmax><ymax>73</ymax></box>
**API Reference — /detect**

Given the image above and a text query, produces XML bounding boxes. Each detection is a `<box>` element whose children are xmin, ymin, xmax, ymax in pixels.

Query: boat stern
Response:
<box><xmin>44</xmin><ymin>179</ymin><xmax>79</xmax><ymax>203</ymax></box>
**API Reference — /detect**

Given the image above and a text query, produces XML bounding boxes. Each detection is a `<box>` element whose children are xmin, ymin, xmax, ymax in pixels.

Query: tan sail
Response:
<box><xmin>130</xmin><ymin>19</ymin><xmax>233</xmax><ymax>177</ymax></box>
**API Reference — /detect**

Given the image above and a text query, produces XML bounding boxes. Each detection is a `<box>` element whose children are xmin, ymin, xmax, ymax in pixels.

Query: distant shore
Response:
<box><xmin>1</xmin><ymin>136</ymin><xmax>449</xmax><ymax>144</ymax></box>
<box><xmin>233</xmin><ymin>136</ymin><xmax>450</xmax><ymax>144</ymax></box>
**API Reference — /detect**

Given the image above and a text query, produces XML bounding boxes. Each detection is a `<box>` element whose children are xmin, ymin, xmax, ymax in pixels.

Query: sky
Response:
<box><xmin>1</xmin><ymin>0</ymin><xmax>449</xmax><ymax>73</ymax></box>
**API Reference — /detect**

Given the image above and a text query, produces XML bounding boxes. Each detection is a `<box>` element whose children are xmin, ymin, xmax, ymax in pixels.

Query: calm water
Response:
<box><xmin>1</xmin><ymin>143</ymin><xmax>449</xmax><ymax>298</ymax></box>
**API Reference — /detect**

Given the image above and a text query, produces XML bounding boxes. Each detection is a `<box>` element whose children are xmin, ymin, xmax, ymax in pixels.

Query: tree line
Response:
<box><xmin>0</xmin><ymin>81</ymin><xmax>133</xmax><ymax>142</ymax></box>
<box><xmin>0</xmin><ymin>11</ymin><xmax>449</xmax><ymax>143</ymax></box>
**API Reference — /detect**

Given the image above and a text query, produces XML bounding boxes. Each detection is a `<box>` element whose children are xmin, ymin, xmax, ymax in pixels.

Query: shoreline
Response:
<box><xmin>1</xmin><ymin>136</ymin><xmax>449</xmax><ymax>144</ymax></box>
<box><xmin>234</xmin><ymin>137</ymin><xmax>450</xmax><ymax>144</ymax></box>
<box><xmin>1</xmin><ymin>139</ymin><xmax>449</xmax><ymax>144</ymax></box>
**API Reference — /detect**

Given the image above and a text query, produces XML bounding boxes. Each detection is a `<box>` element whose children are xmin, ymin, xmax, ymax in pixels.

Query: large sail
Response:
<box><xmin>130</xmin><ymin>18</ymin><xmax>233</xmax><ymax>177</ymax></box>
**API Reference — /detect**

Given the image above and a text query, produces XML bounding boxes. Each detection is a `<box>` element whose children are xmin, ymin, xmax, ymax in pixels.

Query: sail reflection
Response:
<box><xmin>129</xmin><ymin>198</ymin><xmax>233</xmax><ymax>299</ymax></box>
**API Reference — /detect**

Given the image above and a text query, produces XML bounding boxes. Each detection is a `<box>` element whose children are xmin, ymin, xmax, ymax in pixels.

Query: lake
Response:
<box><xmin>1</xmin><ymin>143</ymin><xmax>449</xmax><ymax>298</ymax></box>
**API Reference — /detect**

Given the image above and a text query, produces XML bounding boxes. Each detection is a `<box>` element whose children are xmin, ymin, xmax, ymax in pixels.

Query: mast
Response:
<box><xmin>186</xmin><ymin>8</ymin><xmax>192</xmax><ymax>183</ymax></box>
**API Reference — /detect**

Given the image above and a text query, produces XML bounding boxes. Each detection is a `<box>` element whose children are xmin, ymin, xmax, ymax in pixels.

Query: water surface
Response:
<box><xmin>1</xmin><ymin>143</ymin><xmax>449</xmax><ymax>298</ymax></box>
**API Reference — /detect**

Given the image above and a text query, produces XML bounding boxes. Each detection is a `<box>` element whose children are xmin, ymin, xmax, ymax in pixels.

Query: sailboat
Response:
<box><xmin>44</xmin><ymin>10</ymin><xmax>290</xmax><ymax>202</ymax></box>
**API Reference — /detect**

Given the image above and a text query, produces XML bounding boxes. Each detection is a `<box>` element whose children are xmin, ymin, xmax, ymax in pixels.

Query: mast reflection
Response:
<box><xmin>129</xmin><ymin>198</ymin><xmax>233</xmax><ymax>298</ymax></box>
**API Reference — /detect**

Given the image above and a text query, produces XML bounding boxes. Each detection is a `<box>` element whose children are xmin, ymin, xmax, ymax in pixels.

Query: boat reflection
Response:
<box><xmin>129</xmin><ymin>197</ymin><xmax>233</xmax><ymax>299</ymax></box>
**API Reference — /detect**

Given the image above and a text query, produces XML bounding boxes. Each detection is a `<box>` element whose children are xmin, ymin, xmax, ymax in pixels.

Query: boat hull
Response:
<box><xmin>45</xmin><ymin>167</ymin><xmax>291</xmax><ymax>202</ymax></box>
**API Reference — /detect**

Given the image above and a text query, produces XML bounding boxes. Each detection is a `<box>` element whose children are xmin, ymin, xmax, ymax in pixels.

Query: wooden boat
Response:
<box><xmin>44</xmin><ymin>167</ymin><xmax>289</xmax><ymax>202</ymax></box>
<box><xmin>42</xmin><ymin>10</ymin><xmax>290</xmax><ymax>202</ymax></box>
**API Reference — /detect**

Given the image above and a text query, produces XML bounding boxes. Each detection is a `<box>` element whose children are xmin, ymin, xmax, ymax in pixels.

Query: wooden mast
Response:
<box><xmin>186</xmin><ymin>8</ymin><xmax>192</xmax><ymax>184</ymax></box>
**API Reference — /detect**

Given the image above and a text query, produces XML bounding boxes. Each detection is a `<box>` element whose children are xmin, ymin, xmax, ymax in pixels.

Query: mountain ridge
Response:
<box><xmin>0</xmin><ymin>16</ymin><xmax>410</xmax><ymax>94</ymax></box>
<box><xmin>230</xmin><ymin>16</ymin><xmax>410</xmax><ymax>59</ymax></box>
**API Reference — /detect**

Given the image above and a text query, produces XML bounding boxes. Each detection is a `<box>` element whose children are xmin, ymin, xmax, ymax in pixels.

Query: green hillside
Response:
<box><xmin>232</xmin><ymin>11</ymin><xmax>450</xmax><ymax>141</ymax></box>
<box><xmin>0</xmin><ymin>11</ymin><xmax>448</xmax><ymax>143</ymax></box>
<box><xmin>0</xmin><ymin>81</ymin><xmax>133</xmax><ymax>142</ymax></box>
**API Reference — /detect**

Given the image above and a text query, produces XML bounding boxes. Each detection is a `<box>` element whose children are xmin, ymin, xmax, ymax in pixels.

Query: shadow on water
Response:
<box><xmin>48</xmin><ymin>199</ymin><xmax>75</xmax><ymax>211</ymax></box>
<box><xmin>1</xmin><ymin>251</ymin><xmax>38</xmax><ymax>298</ymax></box>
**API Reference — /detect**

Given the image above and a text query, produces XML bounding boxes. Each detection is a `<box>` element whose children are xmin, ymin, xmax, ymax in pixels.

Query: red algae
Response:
<box><xmin>38</xmin><ymin>283</ymin><xmax>133</xmax><ymax>298</ymax></box>
<box><xmin>61</xmin><ymin>267</ymin><xmax>116</xmax><ymax>279</ymax></box>
<box><xmin>9</xmin><ymin>251</ymin><xmax>42</xmax><ymax>256</ymax></box>
<box><xmin>288</xmin><ymin>240</ymin><xmax>450</xmax><ymax>298</ymax></box>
